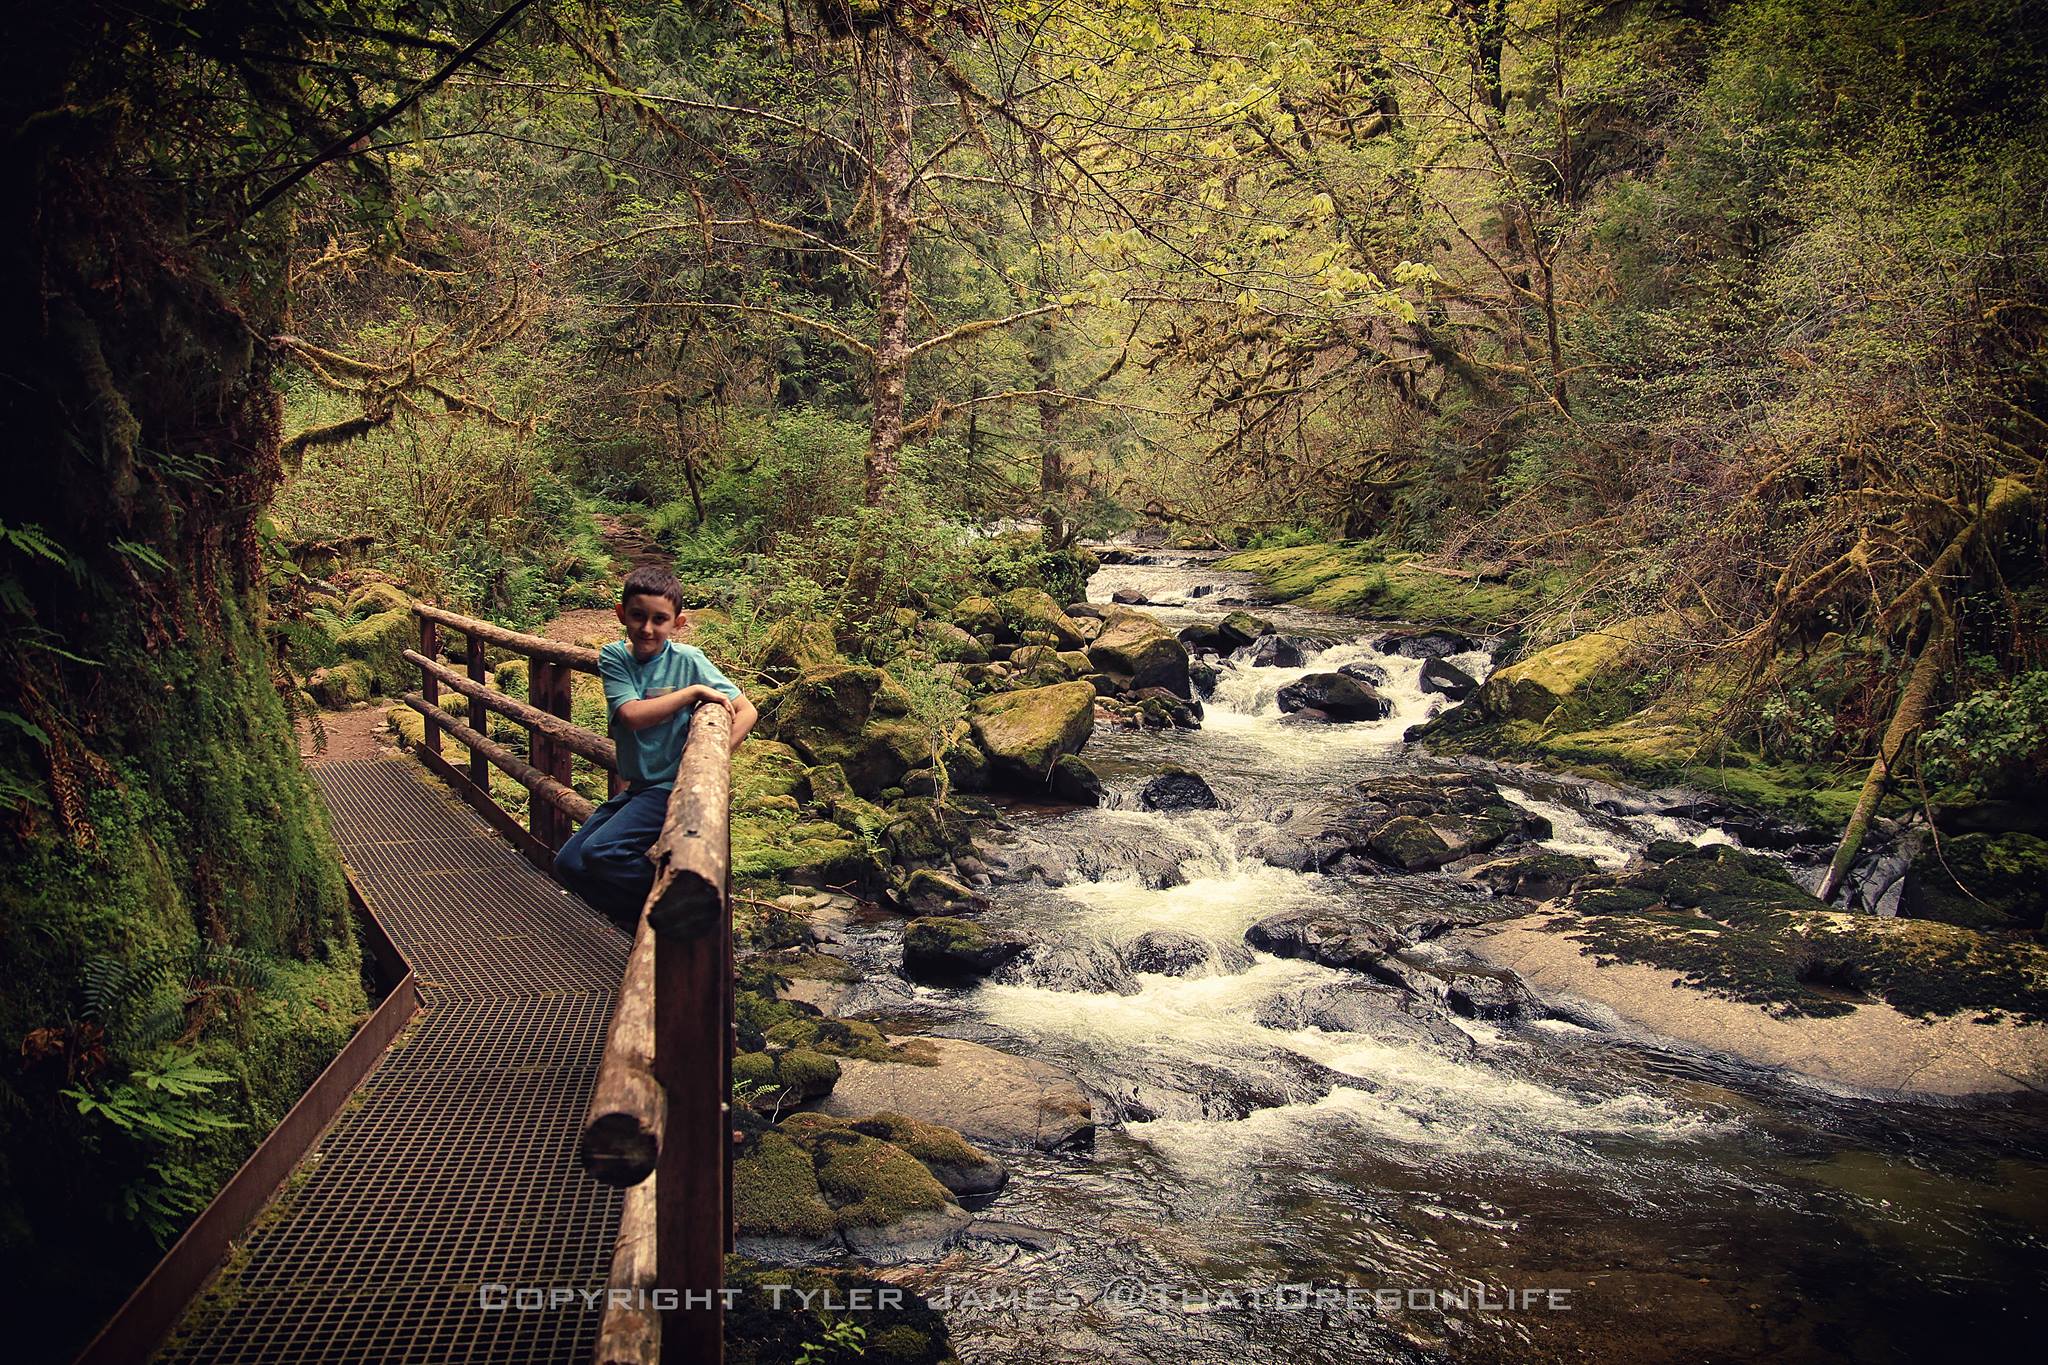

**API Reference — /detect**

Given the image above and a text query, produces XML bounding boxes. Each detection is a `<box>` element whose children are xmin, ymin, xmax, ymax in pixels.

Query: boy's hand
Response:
<box><xmin>682</xmin><ymin>685</ymin><xmax>736</xmax><ymax>711</ymax></box>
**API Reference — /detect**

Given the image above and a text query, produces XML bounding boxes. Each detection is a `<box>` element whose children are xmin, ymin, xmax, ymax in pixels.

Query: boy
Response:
<box><xmin>555</xmin><ymin>564</ymin><xmax>758</xmax><ymax>921</ymax></box>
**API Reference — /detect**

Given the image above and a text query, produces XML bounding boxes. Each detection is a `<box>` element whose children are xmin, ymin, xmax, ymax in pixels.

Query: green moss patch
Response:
<box><xmin>1218</xmin><ymin>543</ymin><xmax>1551</xmax><ymax>628</ymax></box>
<box><xmin>1558</xmin><ymin>844</ymin><xmax>2048</xmax><ymax>1021</ymax></box>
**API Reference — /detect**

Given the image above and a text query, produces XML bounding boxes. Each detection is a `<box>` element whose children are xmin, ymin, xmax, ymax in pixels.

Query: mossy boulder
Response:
<box><xmin>733</xmin><ymin>1045</ymin><xmax>842</xmax><ymax>1106</ymax></box>
<box><xmin>733</xmin><ymin>811</ymin><xmax>874</xmax><ymax>889</ymax></box>
<box><xmin>334</xmin><ymin>607</ymin><xmax>417</xmax><ymax>696</ymax></box>
<box><xmin>1085</xmin><ymin>606</ymin><xmax>1191</xmax><ymax>696</ymax></box>
<box><xmin>1006</xmin><ymin>644</ymin><xmax>1070</xmax><ymax>684</ymax></box>
<box><xmin>343</xmin><ymin>580</ymin><xmax>411</xmax><ymax>619</ymax></box>
<box><xmin>734</xmin><ymin>1114</ymin><xmax>969</xmax><ymax>1262</ymax></box>
<box><xmin>1049</xmin><ymin>753</ymin><xmax>1105</xmax><ymax>806</ymax></box>
<box><xmin>923</xmin><ymin>621</ymin><xmax>987</xmax><ymax>663</ymax></box>
<box><xmin>994</xmin><ymin>587</ymin><xmax>1085</xmax><ymax>648</ymax></box>
<box><xmin>492</xmin><ymin>657</ymin><xmax>529</xmax><ymax>696</ymax></box>
<box><xmin>731</xmin><ymin>740</ymin><xmax>813</xmax><ymax>808</ymax></box>
<box><xmin>903</xmin><ymin>917</ymin><xmax>1026</xmax><ymax>981</ymax></box>
<box><xmin>899</xmin><ymin>868</ymin><xmax>985</xmax><ymax>915</ymax></box>
<box><xmin>951</xmin><ymin>594</ymin><xmax>1001</xmax><ymax>634</ymax></box>
<box><xmin>769</xmin><ymin>665</ymin><xmax>923</xmax><ymax>796</ymax></box>
<box><xmin>1218</xmin><ymin>610</ymin><xmax>1274</xmax><ymax>647</ymax></box>
<box><xmin>969</xmin><ymin>681</ymin><xmax>1097</xmax><ymax>785</ymax></box>
<box><xmin>1903</xmin><ymin>832</ymin><xmax>2048</xmax><ymax>932</ymax></box>
<box><xmin>1478</xmin><ymin>617</ymin><xmax>1669</xmax><ymax>723</ymax></box>
<box><xmin>844</xmin><ymin>1111</ymin><xmax>1007</xmax><ymax>1196</ymax></box>
<box><xmin>759</xmin><ymin>618</ymin><xmax>841</xmax><ymax>676</ymax></box>
<box><xmin>1464</xmin><ymin>851</ymin><xmax>1602</xmax><ymax>900</ymax></box>
<box><xmin>386</xmin><ymin>704</ymin><xmax>425</xmax><ymax>749</ymax></box>
<box><xmin>306</xmin><ymin>659</ymin><xmax>373</xmax><ymax>709</ymax></box>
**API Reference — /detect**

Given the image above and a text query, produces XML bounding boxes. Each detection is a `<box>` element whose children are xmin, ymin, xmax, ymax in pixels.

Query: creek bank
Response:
<box><xmin>1443</xmin><ymin>838</ymin><xmax>2048</xmax><ymax>1098</ymax></box>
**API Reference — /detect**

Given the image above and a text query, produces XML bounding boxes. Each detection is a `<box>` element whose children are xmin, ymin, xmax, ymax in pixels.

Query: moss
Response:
<box><xmin>759</xmin><ymin>618</ymin><xmax>842</xmax><ymax>676</ymax></box>
<box><xmin>724</xmin><ymin>1257</ymin><xmax>955</xmax><ymax>1365</ymax></box>
<box><xmin>386</xmin><ymin>705</ymin><xmax>425</xmax><ymax>750</ymax></box>
<box><xmin>307</xmin><ymin>659</ymin><xmax>372</xmax><ymax>708</ymax></box>
<box><xmin>1558</xmin><ymin>843</ymin><xmax>2048</xmax><ymax>1021</ymax></box>
<box><xmin>343</xmin><ymin>581</ymin><xmax>411</xmax><ymax>618</ymax></box>
<box><xmin>733</xmin><ymin>1131</ymin><xmax>840</xmax><ymax>1239</ymax></box>
<box><xmin>968</xmin><ymin>681</ymin><xmax>1096</xmax><ymax>781</ymax></box>
<box><xmin>780</xmin><ymin>1116</ymin><xmax>954</xmax><ymax>1229</ymax></box>
<box><xmin>492</xmin><ymin>657</ymin><xmax>529</xmax><ymax>695</ymax></box>
<box><xmin>1</xmin><ymin>572</ymin><xmax>358</xmax><ymax>1360</ymax></box>
<box><xmin>1218</xmin><ymin>542</ymin><xmax>1551</xmax><ymax>628</ymax></box>
<box><xmin>844</xmin><ymin>1112</ymin><xmax>985</xmax><ymax>1174</ymax></box>
<box><xmin>950</xmin><ymin>594</ymin><xmax>1001</xmax><ymax>636</ymax></box>
<box><xmin>333</xmin><ymin>608</ymin><xmax>417</xmax><ymax>695</ymax></box>
<box><xmin>732</xmin><ymin>810</ymin><xmax>873</xmax><ymax>888</ymax></box>
<box><xmin>732</xmin><ymin>740</ymin><xmax>812</xmax><ymax>808</ymax></box>
<box><xmin>1904</xmin><ymin>832</ymin><xmax>2048</xmax><ymax>932</ymax></box>
<box><xmin>1477</xmin><ymin>620</ymin><xmax>1673</xmax><ymax>723</ymax></box>
<box><xmin>734</xmin><ymin>1046</ymin><xmax>841</xmax><ymax>1104</ymax></box>
<box><xmin>763</xmin><ymin>1015</ymin><xmax>895</xmax><ymax>1061</ymax></box>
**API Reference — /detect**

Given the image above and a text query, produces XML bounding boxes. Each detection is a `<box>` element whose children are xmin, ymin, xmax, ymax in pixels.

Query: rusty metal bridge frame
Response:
<box><xmin>149</xmin><ymin>606</ymin><xmax>736</xmax><ymax>1365</ymax></box>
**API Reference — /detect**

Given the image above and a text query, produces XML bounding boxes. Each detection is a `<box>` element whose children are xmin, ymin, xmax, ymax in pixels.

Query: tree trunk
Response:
<box><xmin>1818</xmin><ymin>608</ymin><xmax>1952</xmax><ymax>902</ymax></box>
<box><xmin>866</xmin><ymin>16</ymin><xmax>915</xmax><ymax>506</ymax></box>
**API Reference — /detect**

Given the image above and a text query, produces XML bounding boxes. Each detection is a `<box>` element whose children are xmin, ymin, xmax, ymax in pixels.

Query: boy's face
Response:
<box><xmin>616</xmin><ymin>594</ymin><xmax>680</xmax><ymax>660</ymax></box>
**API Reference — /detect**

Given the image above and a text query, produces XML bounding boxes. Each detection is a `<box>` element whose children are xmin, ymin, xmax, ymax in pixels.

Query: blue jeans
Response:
<box><xmin>555</xmin><ymin>785</ymin><xmax>669</xmax><ymax>922</ymax></box>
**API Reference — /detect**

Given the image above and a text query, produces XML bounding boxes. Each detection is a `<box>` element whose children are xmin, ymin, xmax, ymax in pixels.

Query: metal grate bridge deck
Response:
<box><xmin>158</xmin><ymin>758</ymin><xmax>631</xmax><ymax>1364</ymax></box>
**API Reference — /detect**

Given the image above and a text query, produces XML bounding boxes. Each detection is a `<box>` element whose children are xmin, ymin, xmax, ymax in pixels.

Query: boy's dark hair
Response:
<box><xmin>620</xmin><ymin>564</ymin><xmax>685</xmax><ymax>614</ymax></box>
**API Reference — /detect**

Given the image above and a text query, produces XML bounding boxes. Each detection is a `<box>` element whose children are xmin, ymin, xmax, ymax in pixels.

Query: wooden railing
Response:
<box><xmin>402</xmin><ymin>605</ymin><xmax>734</xmax><ymax>1365</ymax></box>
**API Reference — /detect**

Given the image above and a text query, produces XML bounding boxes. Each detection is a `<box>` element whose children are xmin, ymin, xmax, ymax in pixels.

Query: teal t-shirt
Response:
<box><xmin>597</xmin><ymin>640</ymin><xmax>743</xmax><ymax>790</ymax></box>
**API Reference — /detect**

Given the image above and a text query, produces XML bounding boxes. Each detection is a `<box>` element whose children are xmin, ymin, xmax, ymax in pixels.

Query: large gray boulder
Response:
<box><xmin>1086</xmin><ymin>606</ymin><xmax>1192</xmax><ymax>697</ymax></box>
<box><xmin>814</xmin><ymin>1037</ymin><xmax>1096</xmax><ymax>1150</ymax></box>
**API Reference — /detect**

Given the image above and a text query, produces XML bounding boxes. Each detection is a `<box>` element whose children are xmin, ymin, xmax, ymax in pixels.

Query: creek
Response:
<box><xmin>833</xmin><ymin>550</ymin><xmax>2048</xmax><ymax>1364</ymax></box>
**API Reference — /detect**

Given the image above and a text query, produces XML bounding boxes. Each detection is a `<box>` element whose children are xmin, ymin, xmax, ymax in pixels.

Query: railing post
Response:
<box><xmin>650</xmin><ymin>706</ymin><xmax>733</xmax><ymax>1365</ymax></box>
<box><xmin>529</xmin><ymin>661</ymin><xmax>559</xmax><ymax>850</ymax></box>
<box><xmin>466</xmin><ymin>629</ymin><xmax>490</xmax><ymax>792</ymax></box>
<box><xmin>418</xmin><ymin>614</ymin><xmax>442</xmax><ymax>759</ymax></box>
<box><xmin>543</xmin><ymin>661</ymin><xmax>575</xmax><ymax>843</ymax></box>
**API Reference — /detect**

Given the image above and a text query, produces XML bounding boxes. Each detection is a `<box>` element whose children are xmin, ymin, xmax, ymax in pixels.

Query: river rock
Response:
<box><xmin>1298</xmin><ymin>774</ymin><xmax>1550</xmax><ymax>872</ymax></box>
<box><xmin>1375</xmin><ymin>628</ymin><xmax>1477</xmax><ymax>659</ymax></box>
<box><xmin>899</xmin><ymin>868</ymin><xmax>986</xmax><ymax>915</ymax></box>
<box><xmin>1217</xmin><ymin>611</ymin><xmax>1275</xmax><ymax>647</ymax></box>
<box><xmin>1138</xmin><ymin>765</ymin><xmax>1220</xmax><ymax>811</ymax></box>
<box><xmin>1462</xmin><ymin>851</ymin><xmax>1600</xmax><ymax>901</ymax></box>
<box><xmin>1049</xmin><ymin>753</ymin><xmax>1105</xmax><ymax>806</ymax></box>
<box><xmin>814</xmin><ymin>1036</ymin><xmax>1096</xmax><ymax>1150</ymax></box>
<box><xmin>902</xmin><ymin>917</ymin><xmax>1027</xmax><ymax>982</ymax></box>
<box><xmin>1418</xmin><ymin>657</ymin><xmax>1479</xmax><ymax>700</ymax></box>
<box><xmin>1111</xmin><ymin>588</ymin><xmax>1148</xmax><ymax>605</ymax></box>
<box><xmin>1122</xmin><ymin>929</ymin><xmax>1214</xmax><ymax>976</ymax></box>
<box><xmin>1255</xmin><ymin>982</ymin><xmax>1478</xmax><ymax>1054</ymax></box>
<box><xmin>1338</xmin><ymin>661</ymin><xmax>1389</xmax><ymax>687</ymax></box>
<box><xmin>1239</xmin><ymin>634</ymin><xmax>1306</xmax><ymax>668</ymax></box>
<box><xmin>924</xmin><ymin>621</ymin><xmax>988</xmax><ymax>663</ymax></box>
<box><xmin>969</xmin><ymin>681</ymin><xmax>1096</xmax><ymax>785</ymax></box>
<box><xmin>1476</xmin><ymin>615</ymin><xmax>1673</xmax><ymax>722</ymax></box>
<box><xmin>842</xmin><ymin>1111</ymin><xmax>1008</xmax><ymax>1198</ymax></box>
<box><xmin>770</xmin><ymin>664</ymin><xmax>928</xmax><ymax>796</ymax></box>
<box><xmin>996</xmin><ymin>940</ymin><xmax>1140</xmax><ymax>995</ymax></box>
<box><xmin>951</xmin><ymin>595</ymin><xmax>1002</xmax><ymax>637</ymax></box>
<box><xmin>1234</xmin><ymin>825</ymin><xmax>1320</xmax><ymax>872</ymax></box>
<box><xmin>1245</xmin><ymin>908</ymin><xmax>1406</xmax><ymax>973</ymax></box>
<box><xmin>734</xmin><ymin>1114</ymin><xmax>972</xmax><ymax>1265</ymax></box>
<box><xmin>1276</xmin><ymin>673</ymin><xmax>1391</xmax><ymax>721</ymax></box>
<box><xmin>995</xmin><ymin>588</ymin><xmax>1087</xmax><ymax>648</ymax></box>
<box><xmin>1177</xmin><ymin>622</ymin><xmax>1233</xmax><ymax>653</ymax></box>
<box><xmin>1189</xmin><ymin>659</ymin><xmax>1221</xmax><ymax>697</ymax></box>
<box><xmin>1086</xmin><ymin>606</ymin><xmax>1192</xmax><ymax>697</ymax></box>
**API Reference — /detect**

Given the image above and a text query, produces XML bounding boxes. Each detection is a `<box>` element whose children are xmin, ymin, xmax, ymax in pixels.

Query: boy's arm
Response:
<box><xmin>727</xmin><ymin>693</ymin><xmax>758</xmax><ymax>754</ymax></box>
<box><xmin>614</xmin><ymin>685</ymin><xmax>726</xmax><ymax>731</ymax></box>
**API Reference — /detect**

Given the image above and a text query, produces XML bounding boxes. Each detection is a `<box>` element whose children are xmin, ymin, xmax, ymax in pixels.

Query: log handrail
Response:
<box><xmin>413</xmin><ymin>601</ymin><xmax>602</xmax><ymax>671</ymax></box>
<box><xmin>586</xmin><ymin>704</ymin><xmax>734</xmax><ymax>1365</ymax></box>
<box><xmin>404</xmin><ymin>649</ymin><xmax>618</xmax><ymax>770</ymax></box>
<box><xmin>400</xmin><ymin>601</ymin><xmax>736</xmax><ymax>1365</ymax></box>
<box><xmin>401</xmin><ymin>694</ymin><xmax>595</xmax><ymax>825</ymax></box>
